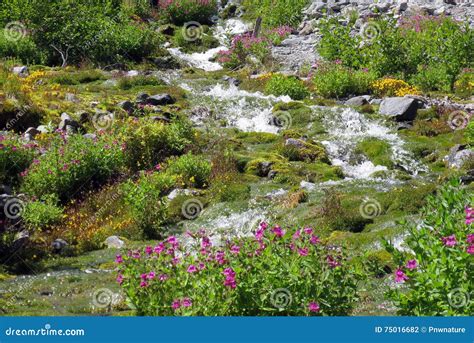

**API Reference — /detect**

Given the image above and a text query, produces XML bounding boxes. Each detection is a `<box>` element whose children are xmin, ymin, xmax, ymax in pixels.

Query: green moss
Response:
<box><xmin>355</xmin><ymin>137</ymin><xmax>393</xmax><ymax>168</ymax></box>
<box><xmin>173</xmin><ymin>27</ymin><xmax>219</xmax><ymax>53</ymax></box>
<box><xmin>279</xmin><ymin>139</ymin><xmax>330</xmax><ymax>163</ymax></box>
<box><xmin>235</xmin><ymin>131</ymin><xmax>279</xmax><ymax>144</ymax></box>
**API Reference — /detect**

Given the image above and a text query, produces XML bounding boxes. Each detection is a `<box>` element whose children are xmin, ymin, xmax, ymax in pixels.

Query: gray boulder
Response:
<box><xmin>146</xmin><ymin>94</ymin><xmax>175</xmax><ymax>106</ymax></box>
<box><xmin>256</xmin><ymin>161</ymin><xmax>273</xmax><ymax>177</ymax></box>
<box><xmin>345</xmin><ymin>96</ymin><xmax>369</xmax><ymax>107</ymax></box>
<box><xmin>118</xmin><ymin>100</ymin><xmax>135</xmax><ymax>112</ymax></box>
<box><xmin>12</xmin><ymin>66</ymin><xmax>28</xmax><ymax>77</ymax></box>
<box><xmin>379</xmin><ymin>97</ymin><xmax>419</xmax><ymax>121</ymax></box>
<box><xmin>52</xmin><ymin>239</ymin><xmax>68</xmax><ymax>253</ymax></box>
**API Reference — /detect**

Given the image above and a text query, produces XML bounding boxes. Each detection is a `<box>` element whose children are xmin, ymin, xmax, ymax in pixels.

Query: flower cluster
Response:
<box><xmin>371</xmin><ymin>78</ymin><xmax>421</xmax><ymax>97</ymax></box>
<box><xmin>117</xmin><ymin>222</ymin><xmax>359</xmax><ymax>316</ymax></box>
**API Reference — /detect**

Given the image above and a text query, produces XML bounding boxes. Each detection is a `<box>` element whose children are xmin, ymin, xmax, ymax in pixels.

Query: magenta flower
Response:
<box><xmin>395</xmin><ymin>268</ymin><xmax>409</xmax><ymax>283</ymax></box>
<box><xmin>140</xmin><ymin>273</ymin><xmax>148</xmax><ymax>280</ymax></box>
<box><xmin>292</xmin><ymin>230</ymin><xmax>301</xmax><ymax>240</ymax></box>
<box><xmin>140</xmin><ymin>281</ymin><xmax>148</xmax><ymax>288</ymax></box>
<box><xmin>154</xmin><ymin>242</ymin><xmax>165</xmax><ymax>254</ymax></box>
<box><xmin>201</xmin><ymin>236</ymin><xmax>212</xmax><ymax>248</ymax></box>
<box><xmin>198</xmin><ymin>262</ymin><xmax>206</xmax><ymax>270</ymax></box>
<box><xmin>131</xmin><ymin>251</ymin><xmax>141</xmax><ymax>259</ymax></box>
<box><xmin>171</xmin><ymin>299</ymin><xmax>181</xmax><ymax>310</ymax></box>
<box><xmin>182</xmin><ymin>298</ymin><xmax>192</xmax><ymax>308</ymax></box>
<box><xmin>224</xmin><ymin>276</ymin><xmax>237</xmax><ymax>289</ymax></box>
<box><xmin>272</xmin><ymin>226</ymin><xmax>285</xmax><ymax>238</ymax></box>
<box><xmin>147</xmin><ymin>271</ymin><xmax>156</xmax><ymax>280</ymax></box>
<box><xmin>308</xmin><ymin>302</ymin><xmax>320</xmax><ymax>313</ymax></box>
<box><xmin>116</xmin><ymin>274</ymin><xmax>124</xmax><ymax>285</ymax></box>
<box><xmin>159</xmin><ymin>274</ymin><xmax>169</xmax><ymax>281</ymax></box>
<box><xmin>406</xmin><ymin>259</ymin><xmax>418</xmax><ymax>270</ymax></box>
<box><xmin>259</xmin><ymin>221</ymin><xmax>268</xmax><ymax>230</ymax></box>
<box><xmin>465</xmin><ymin>207</ymin><xmax>474</xmax><ymax>225</ymax></box>
<box><xmin>230</xmin><ymin>245</ymin><xmax>240</xmax><ymax>255</ymax></box>
<box><xmin>303</xmin><ymin>227</ymin><xmax>313</xmax><ymax>235</ymax></box>
<box><xmin>115</xmin><ymin>255</ymin><xmax>123</xmax><ymax>264</ymax></box>
<box><xmin>326</xmin><ymin>255</ymin><xmax>341</xmax><ymax>268</ymax></box>
<box><xmin>467</xmin><ymin>234</ymin><xmax>474</xmax><ymax>244</ymax></box>
<box><xmin>145</xmin><ymin>246</ymin><xmax>153</xmax><ymax>255</ymax></box>
<box><xmin>467</xmin><ymin>245</ymin><xmax>474</xmax><ymax>255</ymax></box>
<box><xmin>310</xmin><ymin>235</ymin><xmax>321</xmax><ymax>245</ymax></box>
<box><xmin>223</xmin><ymin>268</ymin><xmax>236</xmax><ymax>278</ymax></box>
<box><xmin>187</xmin><ymin>264</ymin><xmax>198</xmax><ymax>273</ymax></box>
<box><xmin>167</xmin><ymin>236</ymin><xmax>178</xmax><ymax>246</ymax></box>
<box><xmin>255</xmin><ymin>228</ymin><xmax>265</xmax><ymax>241</ymax></box>
<box><xmin>442</xmin><ymin>235</ymin><xmax>457</xmax><ymax>247</ymax></box>
<box><xmin>215</xmin><ymin>251</ymin><xmax>226</xmax><ymax>265</ymax></box>
<box><xmin>298</xmin><ymin>247</ymin><xmax>309</xmax><ymax>257</ymax></box>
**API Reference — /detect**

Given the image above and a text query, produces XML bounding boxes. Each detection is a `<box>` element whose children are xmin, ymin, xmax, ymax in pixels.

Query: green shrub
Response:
<box><xmin>120</xmin><ymin>118</ymin><xmax>193</xmax><ymax>172</ymax></box>
<box><xmin>312</xmin><ymin>62</ymin><xmax>377</xmax><ymax>98</ymax></box>
<box><xmin>173</xmin><ymin>27</ymin><xmax>219</xmax><ymax>53</ymax></box>
<box><xmin>243</xmin><ymin>0</ymin><xmax>309</xmax><ymax>28</ymax></box>
<box><xmin>384</xmin><ymin>180</ymin><xmax>474</xmax><ymax>315</ymax></box>
<box><xmin>166</xmin><ymin>153</ymin><xmax>211</xmax><ymax>188</ymax></box>
<box><xmin>121</xmin><ymin>172</ymin><xmax>176</xmax><ymax>238</ymax></box>
<box><xmin>116</xmin><ymin>75</ymin><xmax>164</xmax><ymax>90</ymax></box>
<box><xmin>0</xmin><ymin>35</ymin><xmax>46</xmax><ymax>64</ymax></box>
<box><xmin>22</xmin><ymin>195</ymin><xmax>63</xmax><ymax>230</ymax></box>
<box><xmin>280</xmin><ymin>140</ymin><xmax>329</xmax><ymax>163</ymax></box>
<box><xmin>21</xmin><ymin>133</ymin><xmax>124</xmax><ymax>202</ymax></box>
<box><xmin>0</xmin><ymin>133</ymin><xmax>37</xmax><ymax>186</ymax></box>
<box><xmin>454</xmin><ymin>69</ymin><xmax>474</xmax><ymax>98</ymax></box>
<box><xmin>410</xmin><ymin>64</ymin><xmax>451</xmax><ymax>93</ymax></box>
<box><xmin>467</xmin><ymin>121</ymin><xmax>474</xmax><ymax>146</ymax></box>
<box><xmin>117</xmin><ymin>222</ymin><xmax>360</xmax><ymax>315</ymax></box>
<box><xmin>159</xmin><ymin>0</ymin><xmax>218</xmax><ymax>25</ymax></box>
<box><xmin>50</xmin><ymin>69</ymin><xmax>105</xmax><ymax>85</ymax></box>
<box><xmin>265</xmin><ymin>74</ymin><xmax>309</xmax><ymax>100</ymax></box>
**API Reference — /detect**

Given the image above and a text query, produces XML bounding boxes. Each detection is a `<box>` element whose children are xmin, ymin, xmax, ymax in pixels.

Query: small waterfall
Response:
<box><xmin>318</xmin><ymin>106</ymin><xmax>426</xmax><ymax>179</ymax></box>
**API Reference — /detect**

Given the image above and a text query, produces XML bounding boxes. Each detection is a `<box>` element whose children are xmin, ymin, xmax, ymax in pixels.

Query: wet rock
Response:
<box><xmin>268</xmin><ymin>170</ymin><xmax>278</xmax><ymax>179</ymax></box>
<box><xmin>146</xmin><ymin>94</ymin><xmax>175</xmax><ymax>106</ymax></box>
<box><xmin>105</xmin><ymin>236</ymin><xmax>125</xmax><ymax>249</ymax></box>
<box><xmin>151</xmin><ymin>56</ymin><xmax>181</xmax><ymax>70</ymax></box>
<box><xmin>150</xmin><ymin>116</ymin><xmax>171</xmax><ymax>123</ymax></box>
<box><xmin>118</xmin><ymin>100</ymin><xmax>135</xmax><ymax>113</ymax></box>
<box><xmin>159</xmin><ymin>24</ymin><xmax>175</xmax><ymax>36</ymax></box>
<box><xmin>300</xmin><ymin>180</ymin><xmax>316</xmax><ymax>191</ymax></box>
<box><xmin>223</xmin><ymin>75</ymin><xmax>241</xmax><ymax>86</ymax></box>
<box><xmin>37</xmin><ymin>125</ymin><xmax>50</xmax><ymax>134</ymax></box>
<box><xmin>127</xmin><ymin>70</ymin><xmax>139</xmax><ymax>77</ymax></box>
<box><xmin>345</xmin><ymin>96</ymin><xmax>369</xmax><ymax>107</ymax></box>
<box><xmin>12</xmin><ymin>66</ymin><xmax>28</xmax><ymax>77</ymax></box>
<box><xmin>83</xmin><ymin>133</ymin><xmax>97</xmax><ymax>140</ymax></box>
<box><xmin>460</xmin><ymin>170</ymin><xmax>474</xmax><ymax>185</ymax></box>
<box><xmin>25</xmin><ymin>127</ymin><xmax>41</xmax><ymax>139</ymax></box>
<box><xmin>285</xmin><ymin>138</ymin><xmax>306</xmax><ymax>149</ymax></box>
<box><xmin>256</xmin><ymin>161</ymin><xmax>273</xmax><ymax>177</ymax></box>
<box><xmin>59</xmin><ymin>113</ymin><xmax>81</xmax><ymax>133</ymax></box>
<box><xmin>78</xmin><ymin>111</ymin><xmax>90</xmax><ymax>124</ymax></box>
<box><xmin>136</xmin><ymin>92</ymin><xmax>150</xmax><ymax>103</ymax></box>
<box><xmin>52</xmin><ymin>239</ymin><xmax>68</xmax><ymax>253</ymax></box>
<box><xmin>379</xmin><ymin>97</ymin><xmax>418</xmax><ymax>121</ymax></box>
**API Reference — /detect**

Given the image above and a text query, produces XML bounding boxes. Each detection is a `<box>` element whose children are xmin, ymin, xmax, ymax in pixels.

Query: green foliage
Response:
<box><xmin>121</xmin><ymin>118</ymin><xmax>193</xmax><ymax>172</ymax></box>
<box><xmin>166</xmin><ymin>153</ymin><xmax>211</xmax><ymax>188</ymax></box>
<box><xmin>317</xmin><ymin>16</ymin><xmax>473</xmax><ymax>92</ymax></box>
<box><xmin>467</xmin><ymin>121</ymin><xmax>474</xmax><ymax>146</ymax></box>
<box><xmin>409</xmin><ymin>64</ymin><xmax>451</xmax><ymax>93</ymax></box>
<box><xmin>385</xmin><ymin>180</ymin><xmax>474</xmax><ymax>315</ymax></box>
<box><xmin>116</xmin><ymin>75</ymin><xmax>164</xmax><ymax>90</ymax></box>
<box><xmin>22</xmin><ymin>195</ymin><xmax>63</xmax><ymax>230</ymax></box>
<box><xmin>280</xmin><ymin>140</ymin><xmax>329</xmax><ymax>163</ymax></box>
<box><xmin>243</xmin><ymin>0</ymin><xmax>309</xmax><ymax>28</ymax></box>
<box><xmin>0</xmin><ymin>133</ymin><xmax>37</xmax><ymax>186</ymax></box>
<box><xmin>118</xmin><ymin>223</ymin><xmax>360</xmax><ymax>315</ymax></box>
<box><xmin>454</xmin><ymin>69</ymin><xmax>474</xmax><ymax>98</ymax></box>
<box><xmin>50</xmin><ymin>70</ymin><xmax>105</xmax><ymax>85</ymax></box>
<box><xmin>0</xmin><ymin>35</ymin><xmax>46</xmax><ymax>65</ymax></box>
<box><xmin>121</xmin><ymin>172</ymin><xmax>176</xmax><ymax>238</ymax></box>
<box><xmin>173</xmin><ymin>27</ymin><xmax>219</xmax><ymax>53</ymax></box>
<box><xmin>265</xmin><ymin>74</ymin><xmax>309</xmax><ymax>100</ymax></box>
<box><xmin>355</xmin><ymin>138</ymin><xmax>393</xmax><ymax>168</ymax></box>
<box><xmin>159</xmin><ymin>0</ymin><xmax>218</xmax><ymax>25</ymax></box>
<box><xmin>312</xmin><ymin>62</ymin><xmax>377</xmax><ymax>98</ymax></box>
<box><xmin>21</xmin><ymin>134</ymin><xmax>124</xmax><ymax>202</ymax></box>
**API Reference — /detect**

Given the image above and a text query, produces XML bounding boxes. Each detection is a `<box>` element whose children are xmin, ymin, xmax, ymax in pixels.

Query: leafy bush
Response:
<box><xmin>410</xmin><ymin>64</ymin><xmax>451</xmax><ymax>93</ymax></box>
<box><xmin>121</xmin><ymin>172</ymin><xmax>176</xmax><ymax>238</ymax></box>
<box><xmin>384</xmin><ymin>180</ymin><xmax>473</xmax><ymax>315</ymax></box>
<box><xmin>265</xmin><ymin>74</ymin><xmax>309</xmax><ymax>100</ymax></box>
<box><xmin>243</xmin><ymin>0</ymin><xmax>309</xmax><ymax>28</ymax></box>
<box><xmin>22</xmin><ymin>195</ymin><xmax>63</xmax><ymax>230</ymax></box>
<box><xmin>467</xmin><ymin>121</ymin><xmax>474</xmax><ymax>146</ymax></box>
<box><xmin>159</xmin><ymin>0</ymin><xmax>218</xmax><ymax>25</ymax></box>
<box><xmin>0</xmin><ymin>35</ymin><xmax>46</xmax><ymax>65</ymax></box>
<box><xmin>317</xmin><ymin>16</ymin><xmax>473</xmax><ymax>92</ymax></box>
<box><xmin>166</xmin><ymin>153</ymin><xmax>211</xmax><ymax>188</ymax></box>
<box><xmin>454</xmin><ymin>69</ymin><xmax>474</xmax><ymax>98</ymax></box>
<box><xmin>217</xmin><ymin>33</ymin><xmax>271</xmax><ymax>69</ymax></box>
<box><xmin>116</xmin><ymin>75</ymin><xmax>164</xmax><ymax>90</ymax></box>
<box><xmin>120</xmin><ymin>118</ymin><xmax>193</xmax><ymax>172</ymax></box>
<box><xmin>21</xmin><ymin>133</ymin><xmax>124</xmax><ymax>202</ymax></box>
<box><xmin>50</xmin><ymin>70</ymin><xmax>105</xmax><ymax>85</ymax></box>
<box><xmin>312</xmin><ymin>62</ymin><xmax>377</xmax><ymax>98</ymax></box>
<box><xmin>117</xmin><ymin>222</ymin><xmax>360</xmax><ymax>315</ymax></box>
<box><xmin>0</xmin><ymin>133</ymin><xmax>37</xmax><ymax>186</ymax></box>
<box><xmin>173</xmin><ymin>27</ymin><xmax>219</xmax><ymax>53</ymax></box>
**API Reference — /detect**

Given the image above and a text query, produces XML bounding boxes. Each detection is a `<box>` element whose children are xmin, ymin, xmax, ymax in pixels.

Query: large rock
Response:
<box><xmin>146</xmin><ymin>94</ymin><xmax>175</xmax><ymax>106</ymax></box>
<box><xmin>379</xmin><ymin>97</ymin><xmax>419</xmax><ymax>121</ymax></box>
<box><xmin>12</xmin><ymin>66</ymin><xmax>28</xmax><ymax>77</ymax></box>
<box><xmin>345</xmin><ymin>96</ymin><xmax>369</xmax><ymax>107</ymax></box>
<box><xmin>445</xmin><ymin>145</ymin><xmax>474</xmax><ymax>169</ymax></box>
<box><xmin>104</xmin><ymin>236</ymin><xmax>125</xmax><ymax>249</ymax></box>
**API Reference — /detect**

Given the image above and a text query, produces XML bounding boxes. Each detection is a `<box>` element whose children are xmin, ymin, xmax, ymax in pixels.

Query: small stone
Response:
<box><xmin>105</xmin><ymin>236</ymin><xmax>125</xmax><ymax>249</ymax></box>
<box><xmin>12</xmin><ymin>66</ymin><xmax>28</xmax><ymax>77</ymax></box>
<box><xmin>345</xmin><ymin>96</ymin><xmax>369</xmax><ymax>107</ymax></box>
<box><xmin>146</xmin><ymin>94</ymin><xmax>175</xmax><ymax>106</ymax></box>
<box><xmin>52</xmin><ymin>239</ymin><xmax>68</xmax><ymax>253</ymax></box>
<box><xmin>118</xmin><ymin>100</ymin><xmax>134</xmax><ymax>112</ymax></box>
